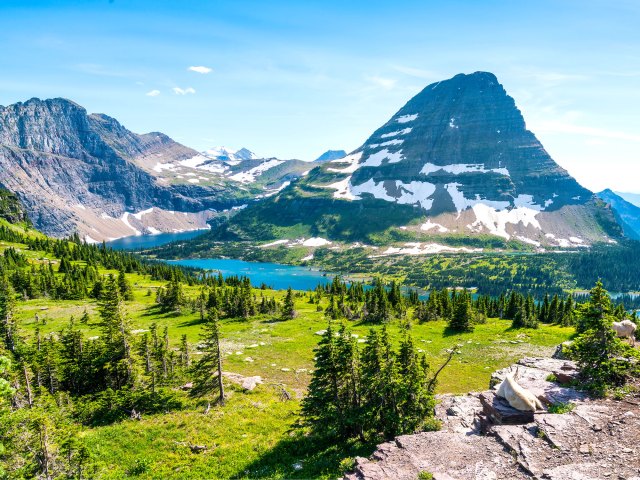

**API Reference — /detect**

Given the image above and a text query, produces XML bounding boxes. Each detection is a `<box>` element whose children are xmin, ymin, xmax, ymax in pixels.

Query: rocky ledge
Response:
<box><xmin>346</xmin><ymin>357</ymin><xmax>640</xmax><ymax>480</ymax></box>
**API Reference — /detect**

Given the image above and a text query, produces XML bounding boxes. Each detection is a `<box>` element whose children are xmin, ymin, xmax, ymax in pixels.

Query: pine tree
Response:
<box><xmin>448</xmin><ymin>291</ymin><xmax>474</xmax><ymax>332</ymax></box>
<box><xmin>396</xmin><ymin>332</ymin><xmax>435</xmax><ymax>434</ymax></box>
<box><xmin>117</xmin><ymin>269</ymin><xmax>133</xmax><ymax>301</ymax></box>
<box><xmin>191</xmin><ymin>309</ymin><xmax>225</xmax><ymax>404</ymax></box>
<box><xmin>0</xmin><ymin>277</ymin><xmax>18</xmax><ymax>353</ymax></box>
<box><xmin>302</xmin><ymin>323</ymin><xmax>351</xmax><ymax>438</ymax></box>
<box><xmin>360</xmin><ymin>326</ymin><xmax>399</xmax><ymax>438</ymax></box>
<box><xmin>281</xmin><ymin>287</ymin><xmax>296</xmax><ymax>320</ymax></box>
<box><xmin>569</xmin><ymin>281</ymin><xmax>638</xmax><ymax>394</ymax></box>
<box><xmin>98</xmin><ymin>275</ymin><xmax>134</xmax><ymax>389</ymax></box>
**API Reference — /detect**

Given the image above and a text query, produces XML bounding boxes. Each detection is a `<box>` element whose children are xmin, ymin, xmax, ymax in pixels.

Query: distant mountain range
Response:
<box><xmin>1</xmin><ymin>73</ymin><xmax>636</xmax><ymax>253</ymax></box>
<box><xmin>0</xmin><ymin>98</ymin><xmax>311</xmax><ymax>241</ymax></box>
<box><xmin>207</xmin><ymin>72</ymin><xmax>622</xmax><ymax>250</ymax></box>
<box><xmin>315</xmin><ymin>150</ymin><xmax>346</xmax><ymax>162</ymax></box>
<box><xmin>616</xmin><ymin>191</ymin><xmax>640</xmax><ymax>208</ymax></box>
<box><xmin>597</xmin><ymin>189</ymin><xmax>640</xmax><ymax>240</ymax></box>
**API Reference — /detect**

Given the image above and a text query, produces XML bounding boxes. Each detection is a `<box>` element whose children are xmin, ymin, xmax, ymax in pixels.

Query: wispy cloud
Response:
<box><xmin>534</xmin><ymin>120</ymin><xmax>640</xmax><ymax>143</ymax></box>
<box><xmin>146</xmin><ymin>89</ymin><xmax>160</xmax><ymax>97</ymax></box>
<box><xmin>365</xmin><ymin>75</ymin><xmax>396</xmax><ymax>90</ymax></box>
<box><xmin>172</xmin><ymin>87</ymin><xmax>196</xmax><ymax>95</ymax></box>
<box><xmin>391</xmin><ymin>65</ymin><xmax>441</xmax><ymax>80</ymax></box>
<box><xmin>188</xmin><ymin>66</ymin><xmax>212</xmax><ymax>74</ymax></box>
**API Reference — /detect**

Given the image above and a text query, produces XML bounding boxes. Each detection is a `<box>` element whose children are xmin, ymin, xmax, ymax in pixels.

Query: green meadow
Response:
<box><xmin>10</xmin><ymin>262</ymin><xmax>573</xmax><ymax>478</ymax></box>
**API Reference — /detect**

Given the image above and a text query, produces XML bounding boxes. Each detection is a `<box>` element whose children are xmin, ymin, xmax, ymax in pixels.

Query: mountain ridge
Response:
<box><xmin>0</xmin><ymin>98</ymin><xmax>310</xmax><ymax>240</ymax></box>
<box><xmin>202</xmin><ymin>71</ymin><xmax>619</xmax><ymax>250</ymax></box>
<box><xmin>597</xmin><ymin>189</ymin><xmax>640</xmax><ymax>240</ymax></box>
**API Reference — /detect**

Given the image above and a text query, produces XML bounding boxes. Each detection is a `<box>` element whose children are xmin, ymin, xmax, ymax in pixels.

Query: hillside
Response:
<box><xmin>597</xmin><ymin>189</ymin><xmax>640</xmax><ymax>240</ymax></box>
<box><xmin>201</xmin><ymin>72</ymin><xmax>620</xmax><ymax>251</ymax></box>
<box><xmin>0</xmin><ymin>219</ymin><xmax>577</xmax><ymax>479</ymax></box>
<box><xmin>0</xmin><ymin>99</ymin><xmax>310</xmax><ymax>241</ymax></box>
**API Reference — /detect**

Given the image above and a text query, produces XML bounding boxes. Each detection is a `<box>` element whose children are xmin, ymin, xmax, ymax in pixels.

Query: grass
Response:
<box><xmin>5</xmin><ymin>237</ymin><xmax>574</xmax><ymax>479</ymax></box>
<box><xmin>14</xmin><ymin>280</ymin><xmax>572</xmax><ymax>478</ymax></box>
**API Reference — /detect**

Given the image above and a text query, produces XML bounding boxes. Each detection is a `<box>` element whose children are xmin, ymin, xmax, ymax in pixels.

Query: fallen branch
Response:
<box><xmin>427</xmin><ymin>345</ymin><xmax>462</xmax><ymax>393</ymax></box>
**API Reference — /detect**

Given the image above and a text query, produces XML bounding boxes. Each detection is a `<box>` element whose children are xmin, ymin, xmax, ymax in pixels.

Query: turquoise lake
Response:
<box><xmin>169</xmin><ymin>258</ymin><xmax>334</xmax><ymax>291</ymax></box>
<box><xmin>105</xmin><ymin>230</ymin><xmax>208</xmax><ymax>250</ymax></box>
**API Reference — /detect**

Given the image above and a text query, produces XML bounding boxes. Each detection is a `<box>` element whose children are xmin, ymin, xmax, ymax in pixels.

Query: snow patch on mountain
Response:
<box><xmin>327</xmin><ymin>152</ymin><xmax>362</xmax><ymax>174</ymax></box>
<box><xmin>445</xmin><ymin>183</ymin><xmax>511</xmax><ymax>212</ymax></box>
<box><xmin>469</xmin><ymin>203</ymin><xmax>541</xmax><ymax>240</ymax></box>
<box><xmin>369</xmin><ymin>139</ymin><xmax>404</xmax><ymax>148</ymax></box>
<box><xmin>420</xmin><ymin>163</ymin><xmax>510</xmax><ymax>176</ymax></box>
<box><xmin>350</xmin><ymin>179</ymin><xmax>436</xmax><ymax>210</ymax></box>
<box><xmin>132</xmin><ymin>208</ymin><xmax>154</xmax><ymax>220</ymax></box>
<box><xmin>327</xmin><ymin>177</ymin><xmax>358</xmax><ymax>200</ymax></box>
<box><xmin>121</xmin><ymin>212</ymin><xmax>142</xmax><ymax>236</ymax></box>
<box><xmin>373</xmin><ymin>242</ymin><xmax>483</xmax><ymax>257</ymax></box>
<box><xmin>420</xmin><ymin>220</ymin><xmax>449</xmax><ymax>233</ymax></box>
<box><xmin>381</xmin><ymin>128</ymin><xmax>412</xmax><ymax>138</ymax></box>
<box><xmin>396</xmin><ymin>114</ymin><xmax>418</xmax><ymax>123</ymax></box>
<box><xmin>229</xmin><ymin>159</ymin><xmax>284</xmax><ymax>183</ymax></box>
<box><xmin>360</xmin><ymin>148</ymin><xmax>404</xmax><ymax>168</ymax></box>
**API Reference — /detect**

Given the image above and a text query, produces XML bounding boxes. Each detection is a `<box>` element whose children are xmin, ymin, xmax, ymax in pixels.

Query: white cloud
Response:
<box><xmin>392</xmin><ymin>65</ymin><xmax>441</xmax><ymax>80</ymax></box>
<box><xmin>188</xmin><ymin>66</ymin><xmax>212</xmax><ymax>74</ymax></box>
<box><xmin>534</xmin><ymin>120</ymin><xmax>640</xmax><ymax>143</ymax></box>
<box><xmin>365</xmin><ymin>75</ymin><xmax>396</xmax><ymax>90</ymax></box>
<box><xmin>172</xmin><ymin>87</ymin><xmax>196</xmax><ymax>95</ymax></box>
<box><xmin>146</xmin><ymin>89</ymin><xmax>161</xmax><ymax>97</ymax></box>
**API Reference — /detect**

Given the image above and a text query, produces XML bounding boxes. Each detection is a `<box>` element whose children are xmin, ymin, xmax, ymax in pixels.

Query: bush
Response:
<box><xmin>547</xmin><ymin>402</ymin><xmax>575</xmax><ymax>414</ymax></box>
<box><xmin>128</xmin><ymin>458</ymin><xmax>151</xmax><ymax>476</ymax></box>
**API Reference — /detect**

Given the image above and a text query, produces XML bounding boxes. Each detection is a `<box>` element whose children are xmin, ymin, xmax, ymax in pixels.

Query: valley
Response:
<box><xmin>0</xmin><ymin>43</ymin><xmax>639</xmax><ymax>480</ymax></box>
<box><xmin>0</xmin><ymin>222</ymin><xmax>575</xmax><ymax>478</ymax></box>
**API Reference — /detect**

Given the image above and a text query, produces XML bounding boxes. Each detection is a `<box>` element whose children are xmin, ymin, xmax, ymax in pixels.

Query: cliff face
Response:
<box><xmin>0</xmin><ymin>188</ymin><xmax>29</xmax><ymax>225</ymax></box>
<box><xmin>343</xmin><ymin>71</ymin><xmax>591</xmax><ymax>215</ymax></box>
<box><xmin>0</xmin><ymin>98</ymin><xmax>243</xmax><ymax>239</ymax></box>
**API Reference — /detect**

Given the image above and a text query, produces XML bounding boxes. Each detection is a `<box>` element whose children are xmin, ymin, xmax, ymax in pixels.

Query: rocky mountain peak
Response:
<box><xmin>320</xmin><ymin>71</ymin><xmax>592</xmax><ymax>217</ymax></box>
<box><xmin>219</xmin><ymin>71</ymin><xmax>617</xmax><ymax>248</ymax></box>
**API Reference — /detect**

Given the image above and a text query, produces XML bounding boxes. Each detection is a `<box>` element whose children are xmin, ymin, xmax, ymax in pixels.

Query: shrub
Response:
<box><xmin>547</xmin><ymin>402</ymin><xmax>575</xmax><ymax>414</ymax></box>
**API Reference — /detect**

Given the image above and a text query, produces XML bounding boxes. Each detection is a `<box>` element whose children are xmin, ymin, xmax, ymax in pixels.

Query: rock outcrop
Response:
<box><xmin>0</xmin><ymin>188</ymin><xmax>30</xmax><ymax>225</ymax></box>
<box><xmin>346</xmin><ymin>357</ymin><xmax>640</xmax><ymax>480</ymax></box>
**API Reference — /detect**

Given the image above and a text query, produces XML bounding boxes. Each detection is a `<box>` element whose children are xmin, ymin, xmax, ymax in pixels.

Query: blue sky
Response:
<box><xmin>1</xmin><ymin>0</ymin><xmax>639</xmax><ymax>192</ymax></box>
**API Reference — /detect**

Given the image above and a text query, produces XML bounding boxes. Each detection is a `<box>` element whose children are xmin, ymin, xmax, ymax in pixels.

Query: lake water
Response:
<box><xmin>105</xmin><ymin>230</ymin><xmax>208</xmax><ymax>250</ymax></box>
<box><xmin>169</xmin><ymin>258</ymin><xmax>334</xmax><ymax>291</ymax></box>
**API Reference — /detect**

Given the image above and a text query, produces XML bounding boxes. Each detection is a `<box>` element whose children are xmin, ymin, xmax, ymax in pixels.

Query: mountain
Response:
<box><xmin>616</xmin><ymin>191</ymin><xmax>640</xmax><ymax>209</ymax></box>
<box><xmin>315</xmin><ymin>150</ymin><xmax>346</xmax><ymax>162</ymax></box>
<box><xmin>210</xmin><ymin>72</ymin><xmax>621</xmax><ymax>249</ymax></box>
<box><xmin>597</xmin><ymin>189</ymin><xmax>640</xmax><ymax>240</ymax></box>
<box><xmin>0</xmin><ymin>98</ymin><xmax>309</xmax><ymax>241</ymax></box>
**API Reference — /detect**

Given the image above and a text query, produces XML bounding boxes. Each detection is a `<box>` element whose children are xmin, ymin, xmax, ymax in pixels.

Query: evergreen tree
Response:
<box><xmin>281</xmin><ymin>287</ymin><xmax>296</xmax><ymax>320</ymax></box>
<box><xmin>191</xmin><ymin>309</ymin><xmax>225</xmax><ymax>404</ymax></box>
<box><xmin>448</xmin><ymin>291</ymin><xmax>474</xmax><ymax>332</ymax></box>
<box><xmin>396</xmin><ymin>333</ymin><xmax>435</xmax><ymax>434</ymax></box>
<box><xmin>569</xmin><ymin>281</ymin><xmax>638</xmax><ymax>394</ymax></box>
<box><xmin>117</xmin><ymin>269</ymin><xmax>133</xmax><ymax>301</ymax></box>
<box><xmin>0</xmin><ymin>277</ymin><xmax>18</xmax><ymax>353</ymax></box>
<box><xmin>98</xmin><ymin>275</ymin><xmax>134</xmax><ymax>389</ymax></box>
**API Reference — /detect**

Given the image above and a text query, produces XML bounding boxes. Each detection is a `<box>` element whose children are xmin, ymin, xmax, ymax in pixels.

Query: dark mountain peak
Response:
<box><xmin>315</xmin><ymin>150</ymin><xmax>346</xmax><ymax>162</ymax></box>
<box><xmin>328</xmin><ymin>71</ymin><xmax>591</xmax><ymax>215</ymax></box>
